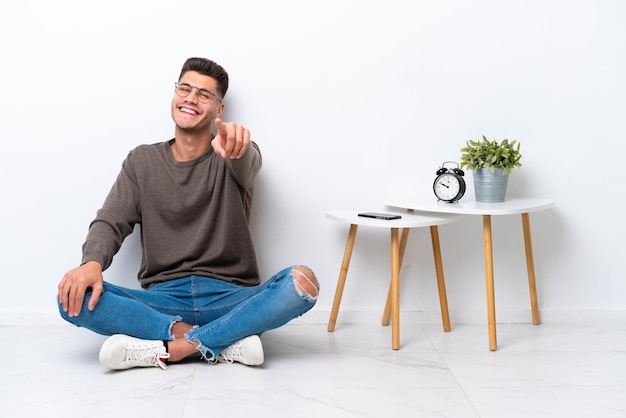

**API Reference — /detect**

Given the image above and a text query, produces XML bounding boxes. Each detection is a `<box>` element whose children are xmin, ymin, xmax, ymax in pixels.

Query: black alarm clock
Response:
<box><xmin>433</xmin><ymin>161</ymin><xmax>466</xmax><ymax>202</ymax></box>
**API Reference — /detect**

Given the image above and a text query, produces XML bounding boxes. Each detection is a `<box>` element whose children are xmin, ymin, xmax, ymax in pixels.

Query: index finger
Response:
<box><xmin>216</xmin><ymin>118</ymin><xmax>236</xmax><ymax>156</ymax></box>
<box><xmin>87</xmin><ymin>281</ymin><xmax>104</xmax><ymax>312</ymax></box>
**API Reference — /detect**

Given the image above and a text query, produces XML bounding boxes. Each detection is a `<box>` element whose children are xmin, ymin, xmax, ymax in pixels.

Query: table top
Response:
<box><xmin>326</xmin><ymin>209</ymin><xmax>461</xmax><ymax>228</ymax></box>
<box><xmin>385</xmin><ymin>196</ymin><xmax>555</xmax><ymax>216</ymax></box>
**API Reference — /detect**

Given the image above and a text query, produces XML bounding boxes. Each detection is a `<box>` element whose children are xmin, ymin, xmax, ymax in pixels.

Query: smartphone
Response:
<box><xmin>357</xmin><ymin>212</ymin><xmax>402</xmax><ymax>220</ymax></box>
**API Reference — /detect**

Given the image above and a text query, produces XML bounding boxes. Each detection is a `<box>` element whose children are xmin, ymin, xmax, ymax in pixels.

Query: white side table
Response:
<box><xmin>385</xmin><ymin>197</ymin><xmax>555</xmax><ymax>350</ymax></box>
<box><xmin>326</xmin><ymin>209</ymin><xmax>461</xmax><ymax>349</ymax></box>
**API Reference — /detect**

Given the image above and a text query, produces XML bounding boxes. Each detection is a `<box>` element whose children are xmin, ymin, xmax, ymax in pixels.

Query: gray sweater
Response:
<box><xmin>81</xmin><ymin>139</ymin><xmax>262</xmax><ymax>288</ymax></box>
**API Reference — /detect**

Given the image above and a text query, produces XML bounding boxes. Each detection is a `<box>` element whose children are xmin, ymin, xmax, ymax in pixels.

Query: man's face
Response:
<box><xmin>171</xmin><ymin>71</ymin><xmax>223</xmax><ymax>134</ymax></box>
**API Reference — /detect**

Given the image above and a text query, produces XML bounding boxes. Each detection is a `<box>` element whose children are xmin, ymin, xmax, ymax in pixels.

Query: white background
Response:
<box><xmin>1</xmin><ymin>0</ymin><xmax>624</xmax><ymax>324</ymax></box>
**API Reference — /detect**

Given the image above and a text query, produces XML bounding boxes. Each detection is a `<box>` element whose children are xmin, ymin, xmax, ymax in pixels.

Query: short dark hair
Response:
<box><xmin>178</xmin><ymin>57</ymin><xmax>229</xmax><ymax>99</ymax></box>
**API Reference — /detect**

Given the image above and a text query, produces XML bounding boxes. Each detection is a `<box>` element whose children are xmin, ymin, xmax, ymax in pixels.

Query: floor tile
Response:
<box><xmin>1</xmin><ymin>321</ymin><xmax>625</xmax><ymax>418</ymax></box>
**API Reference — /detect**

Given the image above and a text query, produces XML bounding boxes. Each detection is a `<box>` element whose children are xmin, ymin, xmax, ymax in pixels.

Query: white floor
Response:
<box><xmin>2</xmin><ymin>320</ymin><xmax>625</xmax><ymax>418</ymax></box>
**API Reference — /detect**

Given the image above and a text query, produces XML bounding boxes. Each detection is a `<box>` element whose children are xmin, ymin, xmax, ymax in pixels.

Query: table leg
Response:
<box><xmin>391</xmin><ymin>227</ymin><xmax>401</xmax><ymax>350</ymax></box>
<box><xmin>328</xmin><ymin>224</ymin><xmax>359</xmax><ymax>332</ymax></box>
<box><xmin>382</xmin><ymin>228</ymin><xmax>410</xmax><ymax>326</ymax></box>
<box><xmin>483</xmin><ymin>214</ymin><xmax>497</xmax><ymax>351</ymax></box>
<box><xmin>522</xmin><ymin>212</ymin><xmax>541</xmax><ymax>325</ymax></box>
<box><xmin>430</xmin><ymin>226</ymin><xmax>451</xmax><ymax>332</ymax></box>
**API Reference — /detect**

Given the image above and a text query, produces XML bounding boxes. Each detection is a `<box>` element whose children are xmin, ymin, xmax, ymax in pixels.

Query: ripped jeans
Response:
<box><xmin>58</xmin><ymin>265</ymin><xmax>318</xmax><ymax>360</ymax></box>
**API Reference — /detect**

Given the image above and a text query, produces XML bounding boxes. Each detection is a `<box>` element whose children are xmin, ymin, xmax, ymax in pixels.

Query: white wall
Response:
<box><xmin>1</xmin><ymin>0</ymin><xmax>624</xmax><ymax>325</ymax></box>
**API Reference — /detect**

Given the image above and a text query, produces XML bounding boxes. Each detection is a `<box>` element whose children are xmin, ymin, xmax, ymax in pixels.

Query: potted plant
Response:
<box><xmin>460</xmin><ymin>135</ymin><xmax>522</xmax><ymax>202</ymax></box>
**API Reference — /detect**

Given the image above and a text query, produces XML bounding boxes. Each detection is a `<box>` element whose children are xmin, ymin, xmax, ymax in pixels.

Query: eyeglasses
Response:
<box><xmin>174</xmin><ymin>82</ymin><xmax>222</xmax><ymax>103</ymax></box>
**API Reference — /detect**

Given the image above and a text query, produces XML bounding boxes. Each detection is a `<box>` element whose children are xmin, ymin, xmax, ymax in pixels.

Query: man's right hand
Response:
<box><xmin>211</xmin><ymin>118</ymin><xmax>251</xmax><ymax>159</ymax></box>
<box><xmin>58</xmin><ymin>260</ymin><xmax>104</xmax><ymax>317</ymax></box>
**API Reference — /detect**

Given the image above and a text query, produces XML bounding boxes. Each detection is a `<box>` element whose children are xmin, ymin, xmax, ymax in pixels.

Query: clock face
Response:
<box><xmin>434</xmin><ymin>173</ymin><xmax>464</xmax><ymax>201</ymax></box>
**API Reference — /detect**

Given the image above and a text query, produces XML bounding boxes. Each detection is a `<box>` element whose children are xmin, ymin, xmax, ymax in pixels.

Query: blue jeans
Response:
<box><xmin>58</xmin><ymin>265</ymin><xmax>318</xmax><ymax>360</ymax></box>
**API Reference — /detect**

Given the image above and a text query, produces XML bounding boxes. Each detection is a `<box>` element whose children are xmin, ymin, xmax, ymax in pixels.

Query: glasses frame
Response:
<box><xmin>174</xmin><ymin>82</ymin><xmax>222</xmax><ymax>104</ymax></box>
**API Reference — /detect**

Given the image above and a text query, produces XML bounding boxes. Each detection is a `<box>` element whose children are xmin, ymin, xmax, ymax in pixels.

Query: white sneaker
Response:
<box><xmin>216</xmin><ymin>335</ymin><xmax>264</xmax><ymax>366</ymax></box>
<box><xmin>99</xmin><ymin>334</ymin><xmax>170</xmax><ymax>370</ymax></box>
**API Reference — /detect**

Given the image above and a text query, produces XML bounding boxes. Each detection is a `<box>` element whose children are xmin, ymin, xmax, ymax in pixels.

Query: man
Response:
<box><xmin>58</xmin><ymin>57</ymin><xmax>319</xmax><ymax>370</ymax></box>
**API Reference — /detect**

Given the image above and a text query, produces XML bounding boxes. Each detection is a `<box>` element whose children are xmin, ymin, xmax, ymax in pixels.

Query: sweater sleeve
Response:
<box><xmin>228</xmin><ymin>141</ymin><xmax>262</xmax><ymax>191</ymax></box>
<box><xmin>81</xmin><ymin>152</ymin><xmax>141</xmax><ymax>270</ymax></box>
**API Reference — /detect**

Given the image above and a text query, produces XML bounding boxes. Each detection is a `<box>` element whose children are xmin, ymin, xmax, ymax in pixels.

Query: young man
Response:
<box><xmin>58</xmin><ymin>57</ymin><xmax>319</xmax><ymax>370</ymax></box>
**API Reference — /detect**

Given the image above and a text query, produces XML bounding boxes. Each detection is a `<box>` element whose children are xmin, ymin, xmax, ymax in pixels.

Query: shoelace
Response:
<box><xmin>217</xmin><ymin>343</ymin><xmax>242</xmax><ymax>363</ymax></box>
<box><xmin>125</xmin><ymin>345</ymin><xmax>170</xmax><ymax>370</ymax></box>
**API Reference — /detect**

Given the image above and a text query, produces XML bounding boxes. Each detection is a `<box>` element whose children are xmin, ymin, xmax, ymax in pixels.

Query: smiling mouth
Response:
<box><xmin>179</xmin><ymin>106</ymin><xmax>199</xmax><ymax>116</ymax></box>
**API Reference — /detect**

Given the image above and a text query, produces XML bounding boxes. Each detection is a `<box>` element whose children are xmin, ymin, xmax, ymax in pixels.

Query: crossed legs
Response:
<box><xmin>166</xmin><ymin>265</ymin><xmax>318</xmax><ymax>362</ymax></box>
